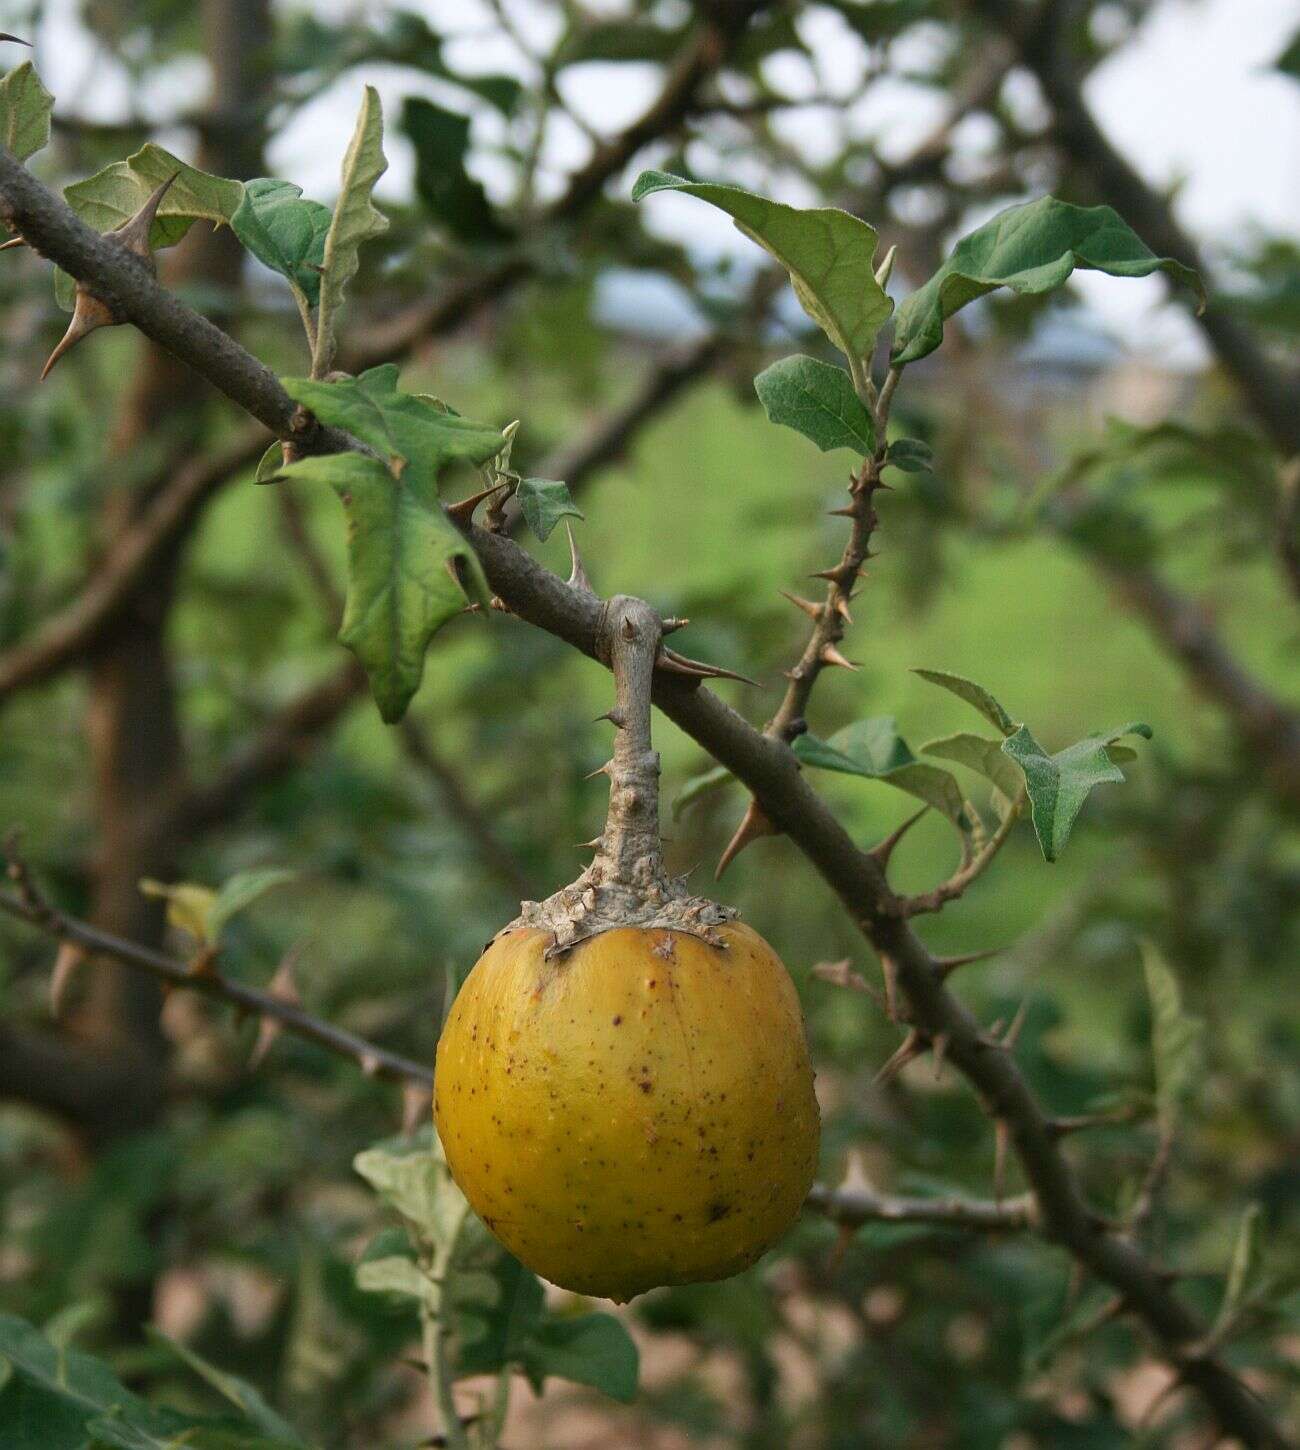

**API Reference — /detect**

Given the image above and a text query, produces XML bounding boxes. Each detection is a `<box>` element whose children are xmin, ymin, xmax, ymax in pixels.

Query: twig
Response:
<box><xmin>0</xmin><ymin>859</ymin><xmax>432</xmax><ymax>1088</ymax></box>
<box><xmin>899</xmin><ymin>786</ymin><xmax>1028</xmax><ymax>916</ymax></box>
<box><xmin>806</xmin><ymin>1180</ymin><xmax>1034</xmax><ymax>1232</ymax></box>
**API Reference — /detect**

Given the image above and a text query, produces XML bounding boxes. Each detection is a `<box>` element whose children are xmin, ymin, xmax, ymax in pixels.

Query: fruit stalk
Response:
<box><xmin>593</xmin><ymin>595</ymin><xmax>665</xmax><ymax>884</ymax></box>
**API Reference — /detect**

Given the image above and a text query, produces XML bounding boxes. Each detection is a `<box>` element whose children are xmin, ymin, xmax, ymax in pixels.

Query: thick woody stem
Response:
<box><xmin>595</xmin><ymin>596</ymin><xmax>666</xmax><ymax>883</ymax></box>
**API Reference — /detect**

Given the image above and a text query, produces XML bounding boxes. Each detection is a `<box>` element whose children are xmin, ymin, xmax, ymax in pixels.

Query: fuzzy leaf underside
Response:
<box><xmin>280</xmin><ymin>367</ymin><xmax>503</xmax><ymax>483</ymax></box>
<box><xmin>0</xmin><ymin>60</ymin><xmax>52</xmax><ymax>161</ymax></box>
<box><xmin>922</xmin><ymin>731</ymin><xmax>1024</xmax><ymax>818</ymax></box>
<box><xmin>314</xmin><ymin>85</ymin><xmax>388</xmax><ymax>369</ymax></box>
<box><xmin>632</xmin><ymin>170</ymin><xmax>892</xmax><ymax>364</ymax></box>
<box><xmin>913</xmin><ymin>668</ymin><xmax>1017</xmax><ymax>736</ymax></box>
<box><xmin>753</xmin><ymin>354</ymin><xmax>875</xmax><ymax>455</ymax></box>
<box><xmin>1001</xmin><ymin>721</ymin><xmax>1152</xmax><ymax>862</ymax></box>
<box><xmin>795</xmin><ymin>717</ymin><xmax>973</xmax><ymax>838</ymax></box>
<box><xmin>276</xmin><ymin>452</ymin><xmax>490</xmax><ymax>722</ymax></box>
<box><xmin>516</xmin><ymin>477</ymin><xmax>583</xmax><ymax>541</ymax></box>
<box><xmin>891</xmin><ymin>196</ymin><xmax>1206</xmax><ymax>365</ymax></box>
<box><xmin>231</xmin><ymin>178</ymin><xmax>332</xmax><ymax>304</ymax></box>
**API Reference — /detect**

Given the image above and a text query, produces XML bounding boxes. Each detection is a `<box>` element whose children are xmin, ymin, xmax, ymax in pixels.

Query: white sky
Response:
<box><xmin>12</xmin><ymin>0</ymin><xmax>1300</xmax><ymax>366</ymax></box>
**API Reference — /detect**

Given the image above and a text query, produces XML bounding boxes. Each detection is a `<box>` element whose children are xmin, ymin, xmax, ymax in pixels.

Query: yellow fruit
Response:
<box><xmin>435</xmin><ymin>920</ymin><xmax>819</xmax><ymax>1301</ymax></box>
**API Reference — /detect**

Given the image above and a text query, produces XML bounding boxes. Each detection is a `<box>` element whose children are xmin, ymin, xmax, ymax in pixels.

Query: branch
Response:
<box><xmin>0</xmin><ymin>866</ymin><xmax>432</xmax><ymax>1088</ymax></box>
<box><xmin>899</xmin><ymin>786</ymin><xmax>1028</xmax><ymax>916</ymax></box>
<box><xmin>0</xmin><ymin>427</ymin><xmax>267</xmax><ymax>704</ymax></box>
<box><xmin>971</xmin><ymin>0</ymin><xmax>1300</xmax><ymax>456</ymax></box>
<box><xmin>0</xmin><ymin>154</ymin><xmax>1286</xmax><ymax>1449</ymax></box>
<box><xmin>806</xmin><ymin>1180</ymin><xmax>1035</xmax><ymax>1232</ymax></box>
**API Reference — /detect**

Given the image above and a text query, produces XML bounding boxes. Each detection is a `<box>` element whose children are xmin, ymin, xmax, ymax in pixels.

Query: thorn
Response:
<box><xmin>993</xmin><ymin>1119</ymin><xmax>1010</xmax><ymax>1204</ymax></box>
<box><xmin>931</xmin><ymin>1032</ymin><xmax>950</xmax><ymax>1079</ymax></box>
<box><xmin>778</xmin><ymin>590</ymin><xmax>823</xmax><ymax>621</ymax></box>
<box><xmin>818</xmin><ymin>643</ymin><xmax>859</xmax><ymax>671</ymax></box>
<box><xmin>810</xmin><ymin>958</ymin><xmax>874</xmax><ymax>997</ymax></box>
<box><xmin>576</xmin><ymin>836</ymin><xmax>603</xmax><ymax>851</ymax></box>
<box><xmin>874</xmin><ymin>243</ymin><xmax>897</xmax><ymax>289</ymax></box>
<box><xmin>113</xmin><ymin>171</ymin><xmax>179</xmax><ymax>258</ymax></box>
<box><xmin>811</xmin><ymin>566</ymin><xmax>853</xmax><ymax>586</ymax></box>
<box><xmin>661</xmin><ymin>616</ymin><xmax>689</xmax><ymax>635</ymax></box>
<box><xmin>248</xmin><ymin>949</ymin><xmax>301</xmax><ymax>1070</ymax></box>
<box><xmin>874</xmin><ymin>1028</ymin><xmax>926</xmax><ymax>1086</ymax></box>
<box><xmin>933</xmin><ymin>947</ymin><xmax>999</xmax><ymax>980</ymax></box>
<box><xmin>50</xmin><ymin>942</ymin><xmax>88</xmax><ymax>1019</ymax></box>
<box><xmin>564</xmin><ymin>521</ymin><xmax>593</xmax><ymax>594</ymax></box>
<box><xmin>41</xmin><ymin>290</ymin><xmax>117</xmax><ymax>380</ymax></box>
<box><xmin>0</xmin><ymin>235</ymin><xmax>27</xmax><ymax>251</ymax></box>
<box><xmin>868</xmin><ymin>806</ymin><xmax>929</xmax><ymax>870</ymax></box>
<box><xmin>583</xmin><ymin>760</ymin><xmax>613</xmax><ymax>781</ymax></box>
<box><xmin>0</xmin><ymin>34</ymin><xmax>33</xmax><ymax>46</ymax></box>
<box><xmin>715</xmin><ymin>799</ymin><xmax>776</xmax><ymax>880</ymax></box>
<box><xmin>658</xmin><ymin>646</ymin><xmax>759</xmax><ymax>688</ymax></box>
<box><xmin>446</xmin><ymin>480</ymin><xmax>508</xmax><ymax>527</ymax></box>
<box><xmin>880</xmin><ymin>953</ymin><xmax>900</xmax><ymax>1022</ymax></box>
<box><xmin>826</xmin><ymin>504</ymin><xmax>857</xmax><ymax>518</ymax></box>
<box><xmin>594</xmin><ymin>709</ymin><xmax>626</xmax><ymax>728</ymax></box>
<box><xmin>1001</xmin><ymin>1000</ymin><xmax>1028</xmax><ymax>1051</ymax></box>
<box><xmin>401</xmin><ymin>1081</ymin><xmax>432</xmax><ymax>1138</ymax></box>
<box><xmin>831</xmin><ymin>595</ymin><xmax>853</xmax><ymax>624</ymax></box>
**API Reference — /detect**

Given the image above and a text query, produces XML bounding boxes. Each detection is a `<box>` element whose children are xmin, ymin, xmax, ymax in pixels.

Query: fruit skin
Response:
<box><xmin>435</xmin><ymin>921</ymin><xmax>819</xmax><ymax>1302</ymax></box>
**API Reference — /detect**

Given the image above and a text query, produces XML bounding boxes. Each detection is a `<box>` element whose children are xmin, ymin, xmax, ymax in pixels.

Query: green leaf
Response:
<box><xmin>354</xmin><ymin>1134</ymin><xmax>470</xmax><ymax>1251</ymax></box>
<box><xmin>276</xmin><ymin>451</ymin><xmax>490</xmax><ymax>722</ymax></box>
<box><xmin>891</xmin><ymin>196</ymin><xmax>1206</xmax><ymax>365</ymax></box>
<box><xmin>672</xmin><ymin>764</ymin><xmax>734</xmax><ymax>819</ymax></box>
<box><xmin>794</xmin><ymin>718</ymin><xmax>973</xmax><ymax>838</ymax></box>
<box><xmin>143</xmin><ymin>1330</ymin><xmax>306</xmax><ymax>1446</ymax></box>
<box><xmin>1002</xmin><ymin>721</ymin><xmax>1152</xmax><ymax>862</ymax></box>
<box><xmin>231</xmin><ymin>178</ymin><xmax>332</xmax><ymax>305</ymax></box>
<box><xmin>922</xmin><ymin>731</ymin><xmax>1024</xmax><ymax>818</ymax></box>
<box><xmin>1141</xmin><ymin>940</ymin><xmax>1204</xmax><ymax>1129</ymax></box>
<box><xmin>1214</xmin><ymin>1203</ymin><xmax>1265</xmax><ymax>1338</ymax></box>
<box><xmin>524</xmin><ymin>1312</ymin><xmax>639</xmax><ymax>1403</ymax></box>
<box><xmin>456</xmin><ymin>1254</ymin><xmax>545</xmax><ymax>1376</ymax></box>
<box><xmin>402</xmin><ymin>96</ymin><xmax>510</xmax><ymax>246</ymax></box>
<box><xmin>313</xmin><ymin>85</ymin><xmax>388</xmax><ymax>374</ymax></box>
<box><xmin>255</xmin><ymin>442</ymin><xmax>283</xmax><ymax>483</ymax></box>
<box><xmin>555</xmin><ymin>19</ymin><xmax>687</xmax><ymax>65</ymax></box>
<box><xmin>354</xmin><ymin>1256</ymin><xmax>438</xmax><ymax>1308</ymax></box>
<box><xmin>279</xmin><ymin>366</ymin><xmax>503</xmax><ymax>483</ymax></box>
<box><xmin>913</xmin><ymin>668</ymin><xmax>1017</xmax><ymax>736</ymax></box>
<box><xmin>57</xmin><ymin>144</ymin><xmax>244</xmax><ymax>309</ymax></box>
<box><xmin>64</xmin><ymin>143</ymin><xmax>243</xmax><ymax>247</ymax></box>
<box><xmin>753</xmin><ymin>355</ymin><xmax>875</xmax><ymax>455</ymax></box>
<box><xmin>207</xmin><ymin>868</ymin><xmax>297</xmax><ymax>941</ymax></box>
<box><xmin>1275</xmin><ymin>29</ymin><xmax>1300</xmax><ymax>81</ymax></box>
<box><xmin>0</xmin><ymin>1374</ymin><xmax>90</xmax><ymax>1450</ymax></box>
<box><xmin>515</xmin><ymin>477</ymin><xmax>584</xmax><ymax>542</ymax></box>
<box><xmin>632</xmin><ymin>170</ymin><xmax>892</xmax><ymax>367</ymax></box>
<box><xmin>138</xmin><ymin>878</ymin><xmax>219</xmax><ymax>943</ymax></box>
<box><xmin>0</xmin><ymin>61</ymin><xmax>53</xmax><ymax>161</ymax></box>
<box><xmin>885</xmin><ymin>437</ymin><xmax>933</xmax><ymax>472</ymax></box>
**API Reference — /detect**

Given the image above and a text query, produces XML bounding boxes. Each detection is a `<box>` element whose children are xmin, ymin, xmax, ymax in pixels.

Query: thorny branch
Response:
<box><xmin>0</xmin><ymin>844</ymin><xmax>1012</xmax><ymax>1234</ymax></box>
<box><xmin>0</xmin><ymin>128</ymin><xmax>1291</xmax><ymax>1450</ymax></box>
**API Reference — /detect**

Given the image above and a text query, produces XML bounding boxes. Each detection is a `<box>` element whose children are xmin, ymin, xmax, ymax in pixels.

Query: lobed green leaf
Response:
<box><xmin>516</xmin><ymin>477</ymin><xmax>584</xmax><ymax>541</ymax></box>
<box><xmin>913</xmin><ymin>668</ymin><xmax>1017</xmax><ymax>736</ymax></box>
<box><xmin>275</xmin><ymin>451</ymin><xmax>491</xmax><ymax>723</ymax></box>
<box><xmin>632</xmin><ymin>169</ymin><xmax>892</xmax><ymax>366</ymax></box>
<box><xmin>891</xmin><ymin>196</ymin><xmax>1206</xmax><ymax>365</ymax></box>
<box><xmin>753</xmin><ymin>355</ymin><xmax>875</xmax><ymax>455</ymax></box>
<box><xmin>402</xmin><ymin>96</ymin><xmax>511</xmax><ymax>246</ymax></box>
<box><xmin>1002</xmin><ymin>721</ymin><xmax>1152</xmax><ymax>862</ymax></box>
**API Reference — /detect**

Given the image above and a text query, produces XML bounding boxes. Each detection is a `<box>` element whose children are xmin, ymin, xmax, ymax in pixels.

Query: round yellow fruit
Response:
<box><xmin>434</xmin><ymin>921</ymin><xmax>819</xmax><ymax>1301</ymax></box>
